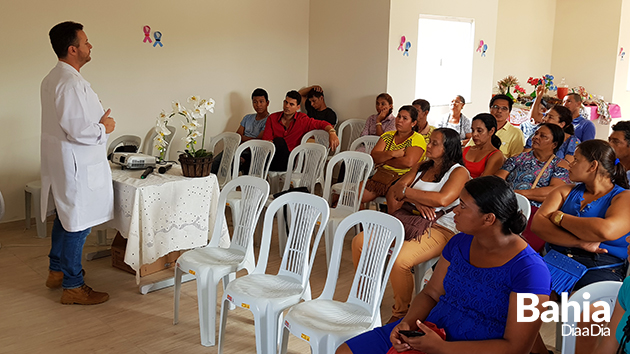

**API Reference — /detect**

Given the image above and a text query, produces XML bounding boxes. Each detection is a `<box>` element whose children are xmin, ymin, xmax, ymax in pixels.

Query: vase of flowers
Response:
<box><xmin>155</xmin><ymin>95</ymin><xmax>215</xmax><ymax>177</ymax></box>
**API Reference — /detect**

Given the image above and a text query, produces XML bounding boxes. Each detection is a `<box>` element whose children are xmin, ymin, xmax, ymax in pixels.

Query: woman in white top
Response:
<box><xmin>437</xmin><ymin>95</ymin><xmax>471</xmax><ymax>144</ymax></box>
<box><xmin>352</xmin><ymin>128</ymin><xmax>470</xmax><ymax>323</ymax></box>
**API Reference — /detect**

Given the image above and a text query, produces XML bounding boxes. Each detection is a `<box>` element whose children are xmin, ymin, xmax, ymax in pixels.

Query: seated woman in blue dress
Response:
<box><xmin>532</xmin><ymin>139</ymin><xmax>630</xmax><ymax>354</ymax></box>
<box><xmin>336</xmin><ymin>176</ymin><xmax>552</xmax><ymax>354</ymax></box>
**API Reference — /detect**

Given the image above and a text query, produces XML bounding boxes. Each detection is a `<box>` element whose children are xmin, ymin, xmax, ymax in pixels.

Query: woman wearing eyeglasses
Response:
<box><xmin>437</xmin><ymin>95</ymin><xmax>471</xmax><ymax>145</ymax></box>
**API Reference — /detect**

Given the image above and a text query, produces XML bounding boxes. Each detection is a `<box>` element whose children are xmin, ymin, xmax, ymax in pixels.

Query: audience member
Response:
<box><xmin>520</xmin><ymin>85</ymin><xmax>548</xmax><ymax>143</ymax></box>
<box><xmin>360</xmin><ymin>93</ymin><xmax>397</xmax><ymax>139</ymax></box>
<box><xmin>466</xmin><ymin>94</ymin><xmax>524</xmax><ymax>158</ymax></box>
<box><xmin>609</xmin><ymin>120</ymin><xmax>630</xmax><ymax>181</ymax></box>
<box><xmin>496</xmin><ymin>123</ymin><xmax>571</xmax><ymax>251</ymax></box>
<box><xmin>563</xmin><ymin>92</ymin><xmax>595</xmax><ymax>142</ymax></box>
<box><xmin>436</xmin><ymin>95</ymin><xmax>471</xmax><ymax>143</ymax></box>
<box><xmin>532</xmin><ymin>140</ymin><xmax>630</xmax><ymax>354</ymax></box>
<box><xmin>263</xmin><ymin>90</ymin><xmax>339</xmax><ymax>171</ymax></box>
<box><xmin>211</xmin><ymin>88</ymin><xmax>270</xmax><ymax>175</ymax></box>
<box><xmin>463</xmin><ymin>113</ymin><xmax>504</xmax><ymax>178</ymax></box>
<box><xmin>298</xmin><ymin>85</ymin><xmax>337</xmax><ymax>125</ymax></box>
<box><xmin>412</xmin><ymin>98</ymin><xmax>435</xmax><ymax>145</ymax></box>
<box><xmin>593</xmin><ymin>275</ymin><xmax>630</xmax><ymax>354</ymax></box>
<box><xmin>355</xmin><ymin>128</ymin><xmax>468</xmax><ymax>323</ymax></box>
<box><xmin>361</xmin><ymin>106</ymin><xmax>426</xmax><ymax>203</ymax></box>
<box><xmin>337</xmin><ymin>176</ymin><xmax>551</xmax><ymax>354</ymax></box>
<box><xmin>524</xmin><ymin>105</ymin><xmax>580</xmax><ymax>163</ymax></box>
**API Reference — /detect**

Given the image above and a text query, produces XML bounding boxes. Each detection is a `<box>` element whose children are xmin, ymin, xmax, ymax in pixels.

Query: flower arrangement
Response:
<box><xmin>527</xmin><ymin>74</ymin><xmax>557</xmax><ymax>97</ymax></box>
<box><xmin>513</xmin><ymin>84</ymin><xmax>526</xmax><ymax>95</ymax></box>
<box><xmin>496</xmin><ymin>75</ymin><xmax>519</xmax><ymax>95</ymax></box>
<box><xmin>154</xmin><ymin>95</ymin><xmax>215</xmax><ymax>160</ymax></box>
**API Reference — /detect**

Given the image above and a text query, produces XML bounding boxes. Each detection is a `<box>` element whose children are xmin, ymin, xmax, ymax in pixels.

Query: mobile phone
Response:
<box><xmin>398</xmin><ymin>330</ymin><xmax>425</xmax><ymax>338</ymax></box>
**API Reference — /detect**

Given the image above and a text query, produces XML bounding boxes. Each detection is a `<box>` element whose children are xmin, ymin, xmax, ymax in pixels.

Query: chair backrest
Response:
<box><xmin>254</xmin><ymin>192</ymin><xmax>330</xmax><ymax>290</ymax></box>
<box><xmin>336</xmin><ymin>119</ymin><xmax>366</xmax><ymax>154</ymax></box>
<box><xmin>321</xmin><ymin>210</ymin><xmax>404</xmax><ymax>322</ymax></box>
<box><xmin>323</xmin><ymin>151</ymin><xmax>374</xmax><ymax>212</ymax></box>
<box><xmin>561</xmin><ymin>281</ymin><xmax>622</xmax><ymax>354</ymax></box>
<box><xmin>515</xmin><ymin>193</ymin><xmax>531</xmax><ymax>221</ymax></box>
<box><xmin>208</xmin><ymin>132</ymin><xmax>241</xmax><ymax>188</ymax></box>
<box><xmin>142</xmin><ymin>125</ymin><xmax>176</xmax><ymax>157</ymax></box>
<box><xmin>208</xmin><ymin>176</ymin><xmax>270</xmax><ymax>257</ymax></box>
<box><xmin>349</xmin><ymin>135</ymin><xmax>381</xmax><ymax>154</ymax></box>
<box><xmin>232</xmin><ymin>140</ymin><xmax>275</xmax><ymax>180</ymax></box>
<box><xmin>301</xmin><ymin>130</ymin><xmax>330</xmax><ymax>152</ymax></box>
<box><xmin>107</xmin><ymin>135</ymin><xmax>142</xmax><ymax>156</ymax></box>
<box><xmin>282</xmin><ymin>143</ymin><xmax>328</xmax><ymax>192</ymax></box>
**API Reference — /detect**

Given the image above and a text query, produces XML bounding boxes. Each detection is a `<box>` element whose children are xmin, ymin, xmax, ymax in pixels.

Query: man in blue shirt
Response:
<box><xmin>563</xmin><ymin>93</ymin><xmax>595</xmax><ymax>142</ymax></box>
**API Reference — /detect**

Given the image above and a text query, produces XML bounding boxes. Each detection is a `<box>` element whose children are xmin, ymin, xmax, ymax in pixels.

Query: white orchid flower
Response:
<box><xmin>191</xmin><ymin>108</ymin><xmax>204</xmax><ymax>119</ymax></box>
<box><xmin>158</xmin><ymin>125</ymin><xmax>172</xmax><ymax>136</ymax></box>
<box><xmin>190</xmin><ymin>130</ymin><xmax>201</xmax><ymax>138</ymax></box>
<box><xmin>172</xmin><ymin>101</ymin><xmax>183</xmax><ymax>113</ymax></box>
<box><xmin>188</xmin><ymin>95</ymin><xmax>201</xmax><ymax>104</ymax></box>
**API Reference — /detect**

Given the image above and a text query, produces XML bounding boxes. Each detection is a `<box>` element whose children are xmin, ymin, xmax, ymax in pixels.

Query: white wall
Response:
<box><xmin>0</xmin><ymin>0</ymin><xmax>309</xmax><ymax>222</ymax></box>
<box><xmin>387</xmin><ymin>0</ymin><xmax>499</xmax><ymax>125</ymax></box>
<box><xmin>493</xmin><ymin>0</ymin><xmax>556</xmax><ymax>87</ymax></box>
<box><xmin>307</xmin><ymin>0</ymin><xmax>391</xmax><ymax>121</ymax></box>
<box><xmin>612</xmin><ymin>0</ymin><xmax>630</xmax><ymax>129</ymax></box>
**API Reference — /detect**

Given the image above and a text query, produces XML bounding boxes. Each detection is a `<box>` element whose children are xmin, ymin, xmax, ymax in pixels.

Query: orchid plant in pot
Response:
<box><xmin>154</xmin><ymin>95</ymin><xmax>216</xmax><ymax>177</ymax></box>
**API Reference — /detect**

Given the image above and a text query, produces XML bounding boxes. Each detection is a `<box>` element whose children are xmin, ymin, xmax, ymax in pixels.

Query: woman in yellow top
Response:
<box><xmin>362</xmin><ymin>105</ymin><xmax>426</xmax><ymax>204</ymax></box>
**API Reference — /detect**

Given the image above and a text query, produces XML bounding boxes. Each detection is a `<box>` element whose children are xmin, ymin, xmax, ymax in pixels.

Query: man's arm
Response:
<box><xmin>57</xmin><ymin>85</ymin><xmax>113</xmax><ymax>145</ymax></box>
<box><xmin>262</xmin><ymin>116</ymin><xmax>274</xmax><ymax>141</ymax></box>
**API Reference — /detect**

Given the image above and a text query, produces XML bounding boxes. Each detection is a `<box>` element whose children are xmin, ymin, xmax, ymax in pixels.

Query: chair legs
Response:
<box><xmin>173</xmin><ymin>266</ymin><xmax>184</xmax><ymax>325</ymax></box>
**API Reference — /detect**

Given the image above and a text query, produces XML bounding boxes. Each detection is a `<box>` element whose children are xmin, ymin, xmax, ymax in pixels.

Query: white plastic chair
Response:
<box><xmin>515</xmin><ymin>193</ymin><xmax>532</xmax><ymax>221</ymax></box>
<box><xmin>226</xmin><ymin>140</ymin><xmax>275</xmax><ymax>230</ymax></box>
<box><xmin>272</xmin><ymin>143</ymin><xmax>328</xmax><ymax>254</ymax></box>
<box><xmin>207</xmin><ymin>132</ymin><xmax>241</xmax><ymax>188</ymax></box>
<box><xmin>560</xmin><ymin>281</ymin><xmax>622</xmax><ymax>354</ymax></box>
<box><xmin>173</xmin><ymin>176</ymin><xmax>269</xmax><ymax>347</ymax></box>
<box><xmin>300</xmin><ymin>130</ymin><xmax>331</xmax><ymax>189</ymax></box>
<box><xmin>217</xmin><ymin>192</ymin><xmax>330</xmax><ymax>354</ymax></box>
<box><xmin>322</xmin><ymin>151</ymin><xmax>374</xmax><ymax>265</ymax></box>
<box><xmin>336</xmin><ymin>119</ymin><xmax>366</xmax><ymax>154</ymax></box>
<box><xmin>280</xmin><ymin>210</ymin><xmax>405</xmax><ymax>354</ymax></box>
<box><xmin>141</xmin><ymin>125</ymin><xmax>176</xmax><ymax>158</ymax></box>
<box><xmin>107</xmin><ymin>134</ymin><xmax>142</xmax><ymax>156</ymax></box>
<box><xmin>349</xmin><ymin>135</ymin><xmax>381</xmax><ymax>154</ymax></box>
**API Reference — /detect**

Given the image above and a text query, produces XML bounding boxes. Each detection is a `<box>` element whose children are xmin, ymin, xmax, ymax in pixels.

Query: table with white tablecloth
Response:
<box><xmin>108</xmin><ymin>163</ymin><xmax>229</xmax><ymax>287</ymax></box>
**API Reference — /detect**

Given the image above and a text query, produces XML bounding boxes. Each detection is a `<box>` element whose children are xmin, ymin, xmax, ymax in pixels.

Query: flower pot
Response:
<box><xmin>178</xmin><ymin>154</ymin><xmax>213</xmax><ymax>178</ymax></box>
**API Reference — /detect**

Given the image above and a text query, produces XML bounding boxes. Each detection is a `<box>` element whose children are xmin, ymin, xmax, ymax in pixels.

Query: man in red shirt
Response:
<box><xmin>263</xmin><ymin>90</ymin><xmax>339</xmax><ymax>171</ymax></box>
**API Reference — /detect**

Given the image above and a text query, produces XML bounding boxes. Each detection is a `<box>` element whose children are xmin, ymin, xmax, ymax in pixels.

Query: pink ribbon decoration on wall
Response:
<box><xmin>143</xmin><ymin>25</ymin><xmax>152</xmax><ymax>43</ymax></box>
<box><xmin>398</xmin><ymin>36</ymin><xmax>406</xmax><ymax>51</ymax></box>
<box><xmin>476</xmin><ymin>40</ymin><xmax>484</xmax><ymax>52</ymax></box>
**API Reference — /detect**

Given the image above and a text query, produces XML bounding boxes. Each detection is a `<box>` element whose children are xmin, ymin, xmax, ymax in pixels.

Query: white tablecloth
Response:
<box><xmin>108</xmin><ymin>163</ymin><xmax>229</xmax><ymax>279</ymax></box>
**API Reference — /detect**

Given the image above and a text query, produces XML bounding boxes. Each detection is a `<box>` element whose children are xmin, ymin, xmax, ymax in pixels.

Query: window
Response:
<box><xmin>415</xmin><ymin>16</ymin><xmax>475</xmax><ymax>106</ymax></box>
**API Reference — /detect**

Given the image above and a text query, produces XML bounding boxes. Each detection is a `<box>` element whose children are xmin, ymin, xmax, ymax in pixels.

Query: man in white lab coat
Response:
<box><xmin>41</xmin><ymin>21</ymin><xmax>115</xmax><ymax>305</ymax></box>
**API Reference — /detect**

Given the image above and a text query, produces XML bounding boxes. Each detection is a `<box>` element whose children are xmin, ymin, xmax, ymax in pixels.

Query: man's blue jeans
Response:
<box><xmin>48</xmin><ymin>216</ymin><xmax>90</xmax><ymax>289</ymax></box>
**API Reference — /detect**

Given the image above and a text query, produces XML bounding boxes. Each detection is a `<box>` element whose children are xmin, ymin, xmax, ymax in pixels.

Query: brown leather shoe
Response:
<box><xmin>60</xmin><ymin>284</ymin><xmax>109</xmax><ymax>305</ymax></box>
<box><xmin>46</xmin><ymin>269</ymin><xmax>86</xmax><ymax>289</ymax></box>
<box><xmin>45</xmin><ymin>270</ymin><xmax>64</xmax><ymax>288</ymax></box>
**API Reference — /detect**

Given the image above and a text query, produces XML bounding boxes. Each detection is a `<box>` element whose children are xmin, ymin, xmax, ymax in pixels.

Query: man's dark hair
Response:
<box><xmin>567</xmin><ymin>92</ymin><xmax>583</xmax><ymax>103</ymax></box>
<box><xmin>49</xmin><ymin>21</ymin><xmax>83</xmax><ymax>59</ymax></box>
<box><xmin>490</xmin><ymin>94</ymin><xmax>513</xmax><ymax>112</ymax></box>
<box><xmin>251</xmin><ymin>88</ymin><xmax>269</xmax><ymax>101</ymax></box>
<box><xmin>286</xmin><ymin>90</ymin><xmax>301</xmax><ymax>105</ymax></box>
<box><xmin>612</xmin><ymin>120</ymin><xmax>630</xmax><ymax>145</ymax></box>
<box><xmin>412</xmin><ymin>99</ymin><xmax>430</xmax><ymax>113</ymax></box>
<box><xmin>307</xmin><ymin>89</ymin><xmax>324</xmax><ymax>99</ymax></box>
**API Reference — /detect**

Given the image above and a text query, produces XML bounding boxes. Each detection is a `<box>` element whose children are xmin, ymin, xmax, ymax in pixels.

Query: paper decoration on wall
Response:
<box><xmin>620</xmin><ymin>47</ymin><xmax>625</xmax><ymax>60</ymax></box>
<box><xmin>153</xmin><ymin>31</ymin><xmax>163</xmax><ymax>47</ymax></box>
<box><xmin>143</xmin><ymin>26</ymin><xmax>152</xmax><ymax>43</ymax></box>
<box><xmin>481</xmin><ymin>44</ymin><xmax>488</xmax><ymax>57</ymax></box>
<box><xmin>476</xmin><ymin>40</ymin><xmax>484</xmax><ymax>52</ymax></box>
<box><xmin>403</xmin><ymin>41</ymin><xmax>411</xmax><ymax>56</ymax></box>
<box><xmin>398</xmin><ymin>36</ymin><xmax>406</xmax><ymax>51</ymax></box>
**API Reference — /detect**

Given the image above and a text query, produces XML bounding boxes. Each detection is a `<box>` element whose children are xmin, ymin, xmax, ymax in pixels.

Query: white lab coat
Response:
<box><xmin>40</xmin><ymin>61</ymin><xmax>113</xmax><ymax>232</ymax></box>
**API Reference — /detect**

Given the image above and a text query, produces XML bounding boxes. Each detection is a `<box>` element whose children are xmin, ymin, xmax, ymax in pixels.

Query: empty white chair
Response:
<box><xmin>226</xmin><ymin>140</ymin><xmax>275</xmax><ymax>229</ymax></box>
<box><xmin>280</xmin><ymin>210</ymin><xmax>405</xmax><ymax>354</ymax></box>
<box><xmin>217</xmin><ymin>192</ymin><xmax>330</xmax><ymax>354</ymax></box>
<box><xmin>207</xmin><ymin>132</ymin><xmax>241</xmax><ymax>188</ymax></box>
<box><xmin>336</xmin><ymin>118</ymin><xmax>366</xmax><ymax>154</ymax></box>
<box><xmin>141</xmin><ymin>125</ymin><xmax>176</xmax><ymax>158</ymax></box>
<box><xmin>349</xmin><ymin>135</ymin><xmax>381</xmax><ymax>154</ymax></box>
<box><xmin>272</xmin><ymin>143</ymin><xmax>328</xmax><ymax>254</ymax></box>
<box><xmin>560</xmin><ymin>281</ymin><xmax>622</xmax><ymax>354</ymax></box>
<box><xmin>173</xmin><ymin>176</ymin><xmax>270</xmax><ymax>347</ymax></box>
<box><xmin>322</xmin><ymin>151</ymin><xmax>374</xmax><ymax>265</ymax></box>
<box><xmin>24</xmin><ymin>180</ymin><xmax>55</xmax><ymax>238</ymax></box>
<box><xmin>107</xmin><ymin>134</ymin><xmax>142</xmax><ymax>156</ymax></box>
